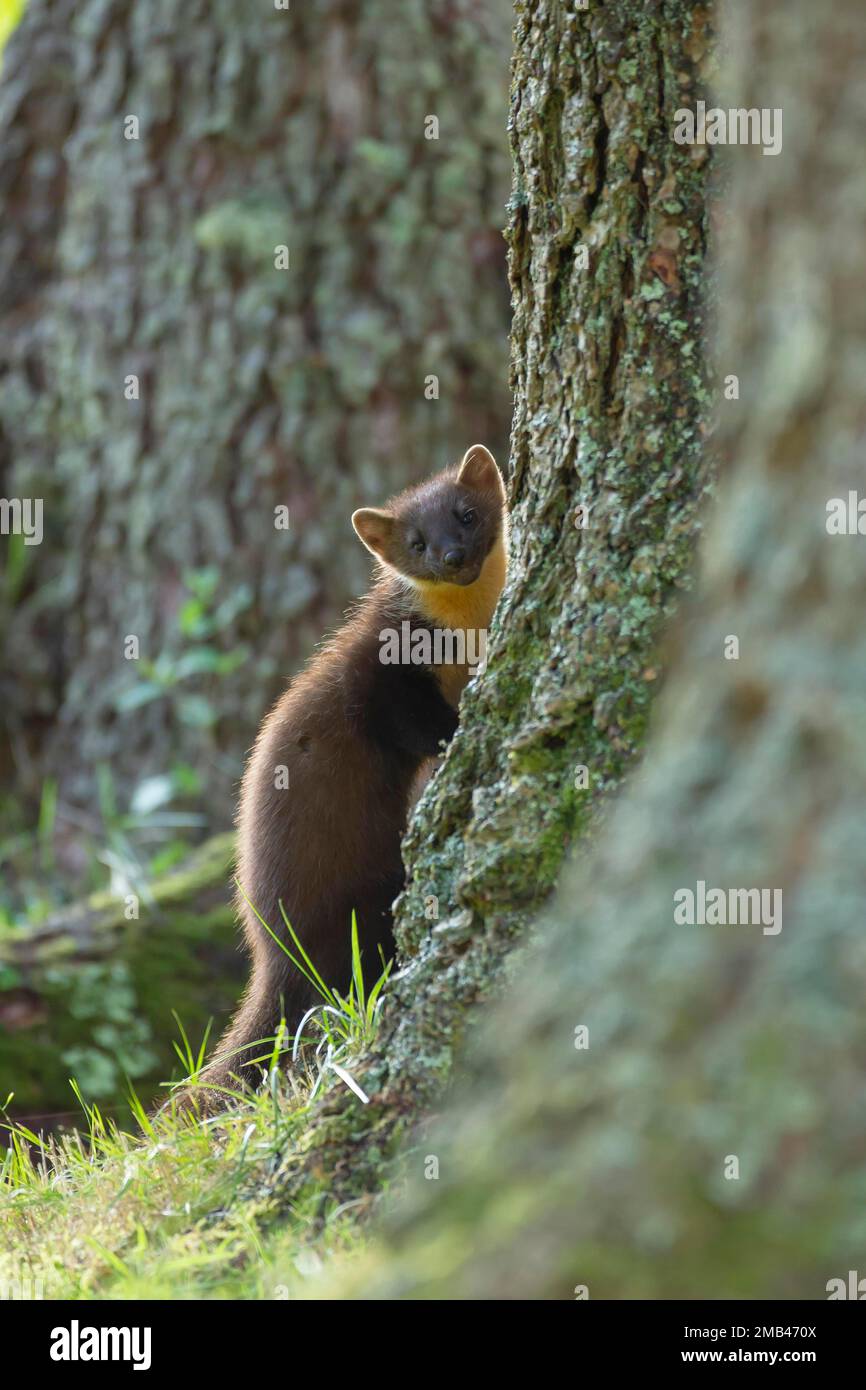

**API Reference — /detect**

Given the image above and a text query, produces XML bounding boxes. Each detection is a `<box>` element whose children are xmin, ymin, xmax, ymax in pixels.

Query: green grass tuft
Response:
<box><xmin>0</xmin><ymin>912</ymin><xmax>393</xmax><ymax>1299</ymax></box>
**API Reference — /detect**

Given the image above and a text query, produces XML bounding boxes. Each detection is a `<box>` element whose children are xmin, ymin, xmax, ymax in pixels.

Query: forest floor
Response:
<box><xmin>1</xmin><ymin>921</ymin><xmax>396</xmax><ymax>1299</ymax></box>
<box><xmin>0</xmin><ymin>1072</ymin><xmax>371</xmax><ymax>1299</ymax></box>
<box><xmin>0</xmin><ymin>859</ymin><xmax>398</xmax><ymax>1298</ymax></box>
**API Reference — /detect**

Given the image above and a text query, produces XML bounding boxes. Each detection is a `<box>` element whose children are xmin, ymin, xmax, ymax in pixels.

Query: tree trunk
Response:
<box><xmin>320</xmin><ymin>0</ymin><xmax>866</xmax><ymax>1299</ymax></box>
<box><xmin>261</xmin><ymin>0</ymin><xmax>715</xmax><ymax>1221</ymax></box>
<box><xmin>0</xmin><ymin>0</ymin><xmax>512</xmax><ymax>858</ymax></box>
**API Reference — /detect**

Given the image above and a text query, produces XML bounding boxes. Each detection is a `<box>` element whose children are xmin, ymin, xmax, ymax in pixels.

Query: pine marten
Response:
<box><xmin>196</xmin><ymin>445</ymin><xmax>507</xmax><ymax>1101</ymax></box>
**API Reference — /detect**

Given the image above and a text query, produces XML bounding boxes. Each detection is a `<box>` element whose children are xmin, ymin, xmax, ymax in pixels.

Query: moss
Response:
<box><xmin>194</xmin><ymin>197</ymin><xmax>294</xmax><ymax>267</ymax></box>
<box><xmin>0</xmin><ymin>835</ymin><xmax>239</xmax><ymax>1116</ymax></box>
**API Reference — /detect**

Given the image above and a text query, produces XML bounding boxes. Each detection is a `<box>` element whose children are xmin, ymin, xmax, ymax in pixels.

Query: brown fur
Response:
<box><xmin>187</xmin><ymin>446</ymin><xmax>507</xmax><ymax>1108</ymax></box>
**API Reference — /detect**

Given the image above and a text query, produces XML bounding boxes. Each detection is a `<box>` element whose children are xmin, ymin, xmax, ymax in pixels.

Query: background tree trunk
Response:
<box><xmin>0</xmin><ymin>0</ymin><xmax>512</xmax><ymax>873</ymax></box>
<box><xmin>315</xmin><ymin>0</ymin><xmax>866</xmax><ymax>1299</ymax></box>
<box><xmin>260</xmin><ymin>0</ymin><xmax>715</xmax><ymax>1223</ymax></box>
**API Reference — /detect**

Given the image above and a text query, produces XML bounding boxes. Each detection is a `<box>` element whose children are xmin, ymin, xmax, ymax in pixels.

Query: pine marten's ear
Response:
<box><xmin>352</xmin><ymin>507</ymin><xmax>395</xmax><ymax>561</ymax></box>
<box><xmin>457</xmin><ymin>444</ymin><xmax>505</xmax><ymax>499</ymax></box>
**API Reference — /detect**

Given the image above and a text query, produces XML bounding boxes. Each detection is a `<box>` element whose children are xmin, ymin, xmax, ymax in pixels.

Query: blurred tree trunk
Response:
<box><xmin>0</xmin><ymin>0</ymin><xmax>512</xmax><ymax>853</ymax></box>
<box><xmin>319</xmin><ymin>0</ymin><xmax>866</xmax><ymax>1299</ymax></box>
<box><xmin>263</xmin><ymin>0</ymin><xmax>715</xmax><ymax>1218</ymax></box>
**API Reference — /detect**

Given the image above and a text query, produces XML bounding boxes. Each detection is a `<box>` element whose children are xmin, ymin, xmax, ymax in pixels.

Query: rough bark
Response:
<box><xmin>317</xmin><ymin>0</ymin><xmax>866</xmax><ymax>1299</ymax></box>
<box><xmin>0</xmin><ymin>0</ymin><xmax>512</xmax><ymax>853</ymax></box>
<box><xmin>259</xmin><ymin>0</ymin><xmax>715</xmax><ymax>1223</ymax></box>
<box><xmin>0</xmin><ymin>832</ymin><xmax>237</xmax><ymax>1118</ymax></box>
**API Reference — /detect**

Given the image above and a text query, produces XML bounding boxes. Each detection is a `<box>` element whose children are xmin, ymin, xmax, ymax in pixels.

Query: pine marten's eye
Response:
<box><xmin>410</xmin><ymin>535</ymin><xmax>426</xmax><ymax>554</ymax></box>
<box><xmin>460</xmin><ymin>509</ymin><xmax>476</xmax><ymax>526</ymax></box>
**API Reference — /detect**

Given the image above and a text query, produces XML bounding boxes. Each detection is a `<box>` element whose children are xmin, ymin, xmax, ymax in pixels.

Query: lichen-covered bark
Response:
<box><xmin>315</xmin><ymin>0</ymin><xmax>866</xmax><ymax>1299</ymax></box>
<box><xmin>397</xmin><ymin>0</ymin><xmax>715</xmax><ymax>941</ymax></box>
<box><xmin>261</xmin><ymin>0</ymin><xmax>715</xmax><ymax>1222</ymax></box>
<box><xmin>0</xmin><ymin>833</ymin><xmax>237</xmax><ymax>1118</ymax></box>
<box><xmin>0</xmin><ymin>0</ymin><xmax>512</xmax><ymax>843</ymax></box>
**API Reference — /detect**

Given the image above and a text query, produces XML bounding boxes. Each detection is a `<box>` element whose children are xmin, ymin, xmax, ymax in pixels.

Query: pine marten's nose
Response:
<box><xmin>443</xmin><ymin>547</ymin><xmax>465</xmax><ymax>570</ymax></box>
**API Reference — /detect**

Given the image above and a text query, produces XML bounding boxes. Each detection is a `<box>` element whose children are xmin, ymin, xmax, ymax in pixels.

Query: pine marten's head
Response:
<box><xmin>352</xmin><ymin>445</ymin><xmax>506</xmax><ymax>589</ymax></box>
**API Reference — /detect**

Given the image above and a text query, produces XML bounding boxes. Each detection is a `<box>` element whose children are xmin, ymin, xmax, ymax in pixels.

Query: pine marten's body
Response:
<box><xmin>199</xmin><ymin>446</ymin><xmax>507</xmax><ymax>1099</ymax></box>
